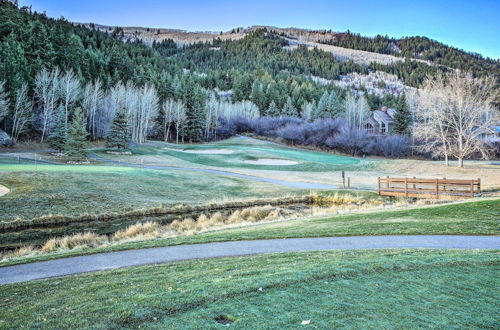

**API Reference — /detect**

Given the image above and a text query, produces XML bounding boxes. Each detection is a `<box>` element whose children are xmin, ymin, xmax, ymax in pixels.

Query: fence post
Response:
<box><xmin>477</xmin><ymin>178</ymin><xmax>481</xmax><ymax>195</ymax></box>
<box><xmin>347</xmin><ymin>177</ymin><xmax>350</xmax><ymax>189</ymax></box>
<box><xmin>377</xmin><ymin>177</ymin><xmax>380</xmax><ymax>195</ymax></box>
<box><xmin>435</xmin><ymin>178</ymin><xmax>439</xmax><ymax>199</ymax></box>
<box><xmin>405</xmin><ymin>177</ymin><xmax>408</xmax><ymax>197</ymax></box>
<box><xmin>413</xmin><ymin>176</ymin><xmax>416</xmax><ymax>190</ymax></box>
<box><xmin>443</xmin><ymin>177</ymin><xmax>446</xmax><ymax>192</ymax></box>
<box><xmin>342</xmin><ymin>171</ymin><xmax>345</xmax><ymax>189</ymax></box>
<box><xmin>386</xmin><ymin>176</ymin><xmax>389</xmax><ymax>189</ymax></box>
<box><xmin>470</xmin><ymin>180</ymin><xmax>474</xmax><ymax>197</ymax></box>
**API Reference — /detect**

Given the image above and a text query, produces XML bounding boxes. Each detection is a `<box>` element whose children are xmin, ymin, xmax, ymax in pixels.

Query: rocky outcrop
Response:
<box><xmin>0</xmin><ymin>130</ymin><xmax>14</xmax><ymax>147</ymax></box>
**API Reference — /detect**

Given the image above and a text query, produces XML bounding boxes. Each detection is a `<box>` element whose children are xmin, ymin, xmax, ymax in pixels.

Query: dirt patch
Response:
<box><xmin>0</xmin><ymin>184</ymin><xmax>10</xmax><ymax>197</ymax></box>
<box><xmin>244</xmin><ymin>158</ymin><xmax>298</xmax><ymax>166</ymax></box>
<box><xmin>165</xmin><ymin>147</ymin><xmax>234</xmax><ymax>155</ymax></box>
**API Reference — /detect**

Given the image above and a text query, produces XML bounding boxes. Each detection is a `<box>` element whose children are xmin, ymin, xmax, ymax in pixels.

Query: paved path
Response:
<box><xmin>1</xmin><ymin>236</ymin><xmax>498</xmax><ymax>285</ymax></box>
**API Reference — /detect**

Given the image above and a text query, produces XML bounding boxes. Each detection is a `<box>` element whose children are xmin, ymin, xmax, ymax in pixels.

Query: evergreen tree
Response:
<box><xmin>265</xmin><ymin>101</ymin><xmax>280</xmax><ymax>117</ymax></box>
<box><xmin>392</xmin><ymin>94</ymin><xmax>412</xmax><ymax>134</ymax></box>
<box><xmin>48</xmin><ymin>107</ymin><xmax>67</xmax><ymax>152</ymax></box>
<box><xmin>282</xmin><ymin>97</ymin><xmax>298</xmax><ymax>117</ymax></box>
<box><xmin>65</xmin><ymin>108</ymin><xmax>89</xmax><ymax>160</ymax></box>
<box><xmin>250</xmin><ymin>81</ymin><xmax>267</xmax><ymax>113</ymax></box>
<box><xmin>182</xmin><ymin>79</ymin><xmax>206</xmax><ymax>142</ymax></box>
<box><xmin>106</xmin><ymin>111</ymin><xmax>130</xmax><ymax>149</ymax></box>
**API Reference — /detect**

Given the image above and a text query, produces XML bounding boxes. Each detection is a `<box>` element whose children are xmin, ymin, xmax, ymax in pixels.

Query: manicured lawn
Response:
<box><xmin>0</xmin><ymin>249</ymin><xmax>498</xmax><ymax>328</ymax></box>
<box><xmin>0</xmin><ymin>161</ymin><xmax>307</xmax><ymax>221</ymax></box>
<box><xmin>3</xmin><ymin>198</ymin><xmax>498</xmax><ymax>267</ymax></box>
<box><xmin>127</xmin><ymin>137</ymin><xmax>376</xmax><ymax>172</ymax></box>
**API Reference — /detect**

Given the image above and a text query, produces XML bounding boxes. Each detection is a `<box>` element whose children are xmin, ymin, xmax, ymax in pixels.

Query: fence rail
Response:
<box><xmin>377</xmin><ymin>177</ymin><xmax>481</xmax><ymax>200</ymax></box>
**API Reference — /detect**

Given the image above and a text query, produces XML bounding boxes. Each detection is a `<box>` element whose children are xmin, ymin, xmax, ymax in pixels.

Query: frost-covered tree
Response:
<box><xmin>11</xmin><ymin>83</ymin><xmax>32</xmax><ymax>142</ymax></box>
<box><xmin>58</xmin><ymin>69</ymin><xmax>80</xmax><ymax>125</ymax></box>
<box><xmin>416</xmin><ymin>71</ymin><xmax>498</xmax><ymax>167</ymax></box>
<box><xmin>300</xmin><ymin>101</ymin><xmax>315</xmax><ymax>122</ymax></box>
<box><xmin>173</xmin><ymin>100</ymin><xmax>187</xmax><ymax>144</ymax></box>
<box><xmin>82</xmin><ymin>79</ymin><xmax>104</xmax><ymax>140</ymax></box>
<box><xmin>34</xmin><ymin>67</ymin><xmax>60</xmax><ymax>142</ymax></box>
<box><xmin>344</xmin><ymin>92</ymin><xmax>370</xmax><ymax>128</ymax></box>
<box><xmin>162</xmin><ymin>99</ymin><xmax>176</xmax><ymax>141</ymax></box>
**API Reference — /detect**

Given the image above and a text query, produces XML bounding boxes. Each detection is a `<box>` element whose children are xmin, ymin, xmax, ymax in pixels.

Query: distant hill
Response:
<box><xmin>82</xmin><ymin>23</ymin><xmax>499</xmax><ymax>78</ymax></box>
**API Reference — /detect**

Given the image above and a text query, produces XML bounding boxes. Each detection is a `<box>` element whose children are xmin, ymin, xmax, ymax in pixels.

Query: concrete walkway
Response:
<box><xmin>1</xmin><ymin>235</ymin><xmax>498</xmax><ymax>285</ymax></box>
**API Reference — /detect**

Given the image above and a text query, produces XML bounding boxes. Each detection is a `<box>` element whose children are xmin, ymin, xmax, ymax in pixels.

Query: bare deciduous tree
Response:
<box><xmin>11</xmin><ymin>83</ymin><xmax>32</xmax><ymax>142</ymax></box>
<box><xmin>82</xmin><ymin>79</ymin><xmax>104</xmax><ymax>139</ymax></box>
<box><xmin>59</xmin><ymin>69</ymin><xmax>80</xmax><ymax>125</ymax></box>
<box><xmin>163</xmin><ymin>99</ymin><xmax>183</xmax><ymax>142</ymax></box>
<box><xmin>35</xmin><ymin>67</ymin><xmax>60</xmax><ymax>142</ymax></box>
<box><xmin>172</xmin><ymin>101</ymin><xmax>187</xmax><ymax>144</ymax></box>
<box><xmin>344</xmin><ymin>92</ymin><xmax>370</xmax><ymax>128</ymax></box>
<box><xmin>416</xmin><ymin>71</ymin><xmax>498</xmax><ymax>167</ymax></box>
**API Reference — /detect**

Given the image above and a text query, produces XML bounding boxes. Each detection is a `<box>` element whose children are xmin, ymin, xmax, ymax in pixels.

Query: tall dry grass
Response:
<box><xmin>0</xmin><ymin>193</ymin><xmax>409</xmax><ymax>263</ymax></box>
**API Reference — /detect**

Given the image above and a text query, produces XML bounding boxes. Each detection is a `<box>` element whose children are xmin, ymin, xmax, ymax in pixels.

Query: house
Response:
<box><xmin>363</xmin><ymin>106</ymin><xmax>397</xmax><ymax>135</ymax></box>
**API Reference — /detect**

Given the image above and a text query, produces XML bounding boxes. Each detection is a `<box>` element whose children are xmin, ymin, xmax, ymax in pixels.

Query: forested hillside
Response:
<box><xmin>0</xmin><ymin>0</ymin><xmax>497</xmax><ymax>163</ymax></box>
<box><xmin>318</xmin><ymin>32</ymin><xmax>500</xmax><ymax>82</ymax></box>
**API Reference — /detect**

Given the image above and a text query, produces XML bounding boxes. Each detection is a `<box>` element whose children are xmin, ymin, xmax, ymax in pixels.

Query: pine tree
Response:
<box><xmin>282</xmin><ymin>97</ymin><xmax>298</xmax><ymax>117</ymax></box>
<box><xmin>48</xmin><ymin>107</ymin><xmax>67</xmax><ymax>152</ymax></box>
<box><xmin>250</xmin><ymin>81</ymin><xmax>266</xmax><ymax>113</ymax></box>
<box><xmin>106</xmin><ymin>111</ymin><xmax>130</xmax><ymax>149</ymax></box>
<box><xmin>182</xmin><ymin>79</ymin><xmax>206</xmax><ymax>142</ymax></box>
<box><xmin>65</xmin><ymin>108</ymin><xmax>89</xmax><ymax>160</ymax></box>
<box><xmin>392</xmin><ymin>94</ymin><xmax>412</xmax><ymax>134</ymax></box>
<box><xmin>265</xmin><ymin>101</ymin><xmax>280</xmax><ymax>117</ymax></box>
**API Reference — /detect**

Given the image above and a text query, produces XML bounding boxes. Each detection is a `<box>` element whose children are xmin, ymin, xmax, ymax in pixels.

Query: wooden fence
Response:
<box><xmin>377</xmin><ymin>177</ymin><xmax>481</xmax><ymax>200</ymax></box>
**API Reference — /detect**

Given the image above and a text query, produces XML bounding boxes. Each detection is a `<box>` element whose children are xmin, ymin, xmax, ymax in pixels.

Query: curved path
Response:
<box><xmin>1</xmin><ymin>235</ymin><xmax>498</xmax><ymax>285</ymax></box>
<box><xmin>0</xmin><ymin>154</ymin><xmax>336</xmax><ymax>190</ymax></box>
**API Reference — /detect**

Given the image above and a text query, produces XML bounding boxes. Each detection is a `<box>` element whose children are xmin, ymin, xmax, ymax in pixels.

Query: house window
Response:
<box><xmin>381</xmin><ymin>122</ymin><xmax>386</xmax><ymax>134</ymax></box>
<box><xmin>364</xmin><ymin>123</ymin><xmax>374</xmax><ymax>134</ymax></box>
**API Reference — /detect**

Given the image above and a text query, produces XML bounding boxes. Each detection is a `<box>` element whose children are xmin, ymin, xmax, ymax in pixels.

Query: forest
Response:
<box><xmin>0</xmin><ymin>0</ymin><xmax>497</xmax><ymax>162</ymax></box>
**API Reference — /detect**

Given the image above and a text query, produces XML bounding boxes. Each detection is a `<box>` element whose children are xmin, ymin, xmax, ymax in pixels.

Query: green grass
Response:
<box><xmin>3</xmin><ymin>198</ymin><xmax>498</xmax><ymax>267</ymax></box>
<box><xmin>1</xmin><ymin>249</ymin><xmax>498</xmax><ymax>328</ymax></box>
<box><xmin>0</xmin><ymin>161</ymin><xmax>307</xmax><ymax>221</ymax></box>
<box><xmin>128</xmin><ymin>137</ymin><xmax>376</xmax><ymax>172</ymax></box>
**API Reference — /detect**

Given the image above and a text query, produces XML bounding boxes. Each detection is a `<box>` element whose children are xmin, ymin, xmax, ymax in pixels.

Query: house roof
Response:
<box><xmin>373</xmin><ymin>110</ymin><xmax>394</xmax><ymax>124</ymax></box>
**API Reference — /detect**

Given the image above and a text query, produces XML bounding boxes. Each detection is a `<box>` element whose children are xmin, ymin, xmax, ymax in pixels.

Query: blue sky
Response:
<box><xmin>20</xmin><ymin>0</ymin><xmax>500</xmax><ymax>59</ymax></box>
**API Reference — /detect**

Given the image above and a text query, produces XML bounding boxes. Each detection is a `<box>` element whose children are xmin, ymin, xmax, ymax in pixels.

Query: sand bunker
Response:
<box><xmin>244</xmin><ymin>158</ymin><xmax>298</xmax><ymax>166</ymax></box>
<box><xmin>0</xmin><ymin>184</ymin><xmax>10</xmax><ymax>197</ymax></box>
<box><xmin>165</xmin><ymin>147</ymin><xmax>234</xmax><ymax>155</ymax></box>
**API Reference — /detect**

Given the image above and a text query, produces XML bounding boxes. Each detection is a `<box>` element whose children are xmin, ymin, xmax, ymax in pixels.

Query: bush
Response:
<box><xmin>326</xmin><ymin>125</ymin><xmax>370</xmax><ymax>156</ymax></box>
<box><xmin>368</xmin><ymin>135</ymin><xmax>411</xmax><ymax>157</ymax></box>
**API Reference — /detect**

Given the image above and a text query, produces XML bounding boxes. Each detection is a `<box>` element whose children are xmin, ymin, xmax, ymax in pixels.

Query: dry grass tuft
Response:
<box><xmin>112</xmin><ymin>222</ymin><xmax>161</xmax><ymax>241</ymax></box>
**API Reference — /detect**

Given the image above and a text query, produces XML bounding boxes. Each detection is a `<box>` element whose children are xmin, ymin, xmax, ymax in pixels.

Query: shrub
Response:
<box><xmin>326</xmin><ymin>125</ymin><xmax>370</xmax><ymax>156</ymax></box>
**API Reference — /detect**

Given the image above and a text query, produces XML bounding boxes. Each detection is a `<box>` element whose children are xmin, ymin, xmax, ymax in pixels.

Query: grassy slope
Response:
<box><xmin>1</xmin><ymin>250</ymin><xmax>498</xmax><ymax>328</ymax></box>
<box><xmin>0</xmin><ymin>162</ymin><xmax>307</xmax><ymax>221</ymax></box>
<box><xmin>3</xmin><ymin>198</ymin><xmax>498</xmax><ymax>267</ymax></box>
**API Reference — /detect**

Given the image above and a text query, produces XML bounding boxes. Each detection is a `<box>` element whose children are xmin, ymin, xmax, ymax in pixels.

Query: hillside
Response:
<box><xmin>85</xmin><ymin>23</ymin><xmax>498</xmax><ymax>78</ymax></box>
